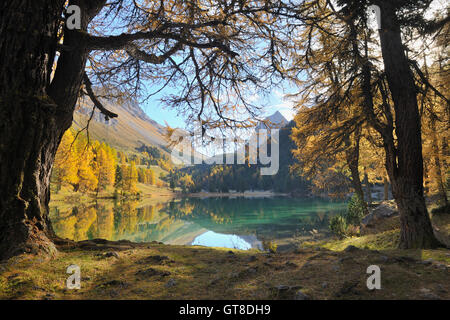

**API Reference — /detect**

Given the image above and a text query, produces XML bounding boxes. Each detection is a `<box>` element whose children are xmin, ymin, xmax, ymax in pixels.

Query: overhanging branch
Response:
<box><xmin>83</xmin><ymin>72</ymin><xmax>118</xmax><ymax>120</ymax></box>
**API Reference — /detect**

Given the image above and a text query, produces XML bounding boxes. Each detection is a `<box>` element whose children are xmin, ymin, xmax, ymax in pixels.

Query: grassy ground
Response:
<box><xmin>1</xmin><ymin>212</ymin><xmax>449</xmax><ymax>300</ymax></box>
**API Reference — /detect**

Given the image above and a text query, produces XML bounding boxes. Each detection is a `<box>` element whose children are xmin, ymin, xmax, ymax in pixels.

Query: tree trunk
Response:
<box><xmin>363</xmin><ymin>170</ymin><xmax>372</xmax><ymax>207</ymax></box>
<box><xmin>0</xmin><ymin>0</ymin><xmax>68</xmax><ymax>260</ymax></box>
<box><xmin>384</xmin><ymin>176</ymin><xmax>389</xmax><ymax>201</ymax></box>
<box><xmin>430</xmin><ymin>117</ymin><xmax>448</xmax><ymax>206</ymax></box>
<box><xmin>0</xmin><ymin>96</ymin><xmax>72</xmax><ymax>260</ymax></box>
<box><xmin>378</xmin><ymin>1</ymin><xmax>441</xmax><ymax>248</ymax></box>
<box><xmin>344</xmin><ymin>131</ymin><xmax>368</xmax><ymax>215</ymax></box>
<box><xmin>0</xmin><ymin>0</ymin><xmax>106</xmax><ymax>260</ymax></box>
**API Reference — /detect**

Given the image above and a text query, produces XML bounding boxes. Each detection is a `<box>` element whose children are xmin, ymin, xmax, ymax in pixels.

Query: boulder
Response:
<box><xmin>294</xmin><ymin>290</ymin><xmax>310</xmax><ymax>300</ymax></box>
<box><xmin>361</xmin><ymin>201</ymin><xmax>398</xmax><ymax>227</ymax></box>
<box><xmin>344</xmin><ymin>245</ymin><xmax>360</xmax><ymax>253</ymax></box>
<box><xmin>270</xmin><ymin>285</ymin><xmax>302</xmax><ymax>300</ymax></box>
<box><xmin>165</xmin><ymin>278</ymin><xmax>177</xmax><ymax>288</ymax></box>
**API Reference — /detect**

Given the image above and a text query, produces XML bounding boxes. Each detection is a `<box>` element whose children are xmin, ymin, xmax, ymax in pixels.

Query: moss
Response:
<box><xmin>1</xmin><ymin>202</ymin><xmax>449</xmax><ymax>300</ymax></box>
<box><xmin>0</xmin><ymin>237</ymin><xmax>448</xmax><ymax>300</ymax></box>
<box><xmin>319</xmin><ymin>229</ymin><xmax>400</xmax><ymax>251</ymax></box>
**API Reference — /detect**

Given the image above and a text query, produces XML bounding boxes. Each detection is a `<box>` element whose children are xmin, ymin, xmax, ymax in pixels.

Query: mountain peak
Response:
<box><xmin>256</xmin><ymin>111</ymin><xmax>288</xmax><ymax>130</ymax></box>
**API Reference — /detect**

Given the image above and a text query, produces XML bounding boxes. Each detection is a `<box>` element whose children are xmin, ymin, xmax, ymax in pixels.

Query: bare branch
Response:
<box><xmin>83</xmin><ymin>72</ymin><xmax>118</xmax><ymax>120</ymax></box>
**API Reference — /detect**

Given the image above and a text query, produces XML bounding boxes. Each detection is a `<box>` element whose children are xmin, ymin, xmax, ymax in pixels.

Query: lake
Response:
<box><xmin>50</xmin><ymin>197</ymin><xmax>347</xmax><ymax>251</ymax></box>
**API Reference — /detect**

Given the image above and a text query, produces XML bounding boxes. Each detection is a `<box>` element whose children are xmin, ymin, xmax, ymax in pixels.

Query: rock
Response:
<box><xmin>247</xmin><ymin>255</ymin><xmax>257</xmax><ymax>262</ymax></box>
<box><xmin>321</xmin><ymin>282</ymin><xmax>328</xmax><ymax>289</ymax></box>
<box><xmin>435</xmin><ymin>284</ymin><xmax>447</xmax><ymax>294</ymax></box>
<box><xmin>108</xmin><ymin>289</ymin><xmax>120</xmax><ymax>298</ymax></box>
<box><xmin>96</xmin><ymin>251</ymin><xmax>120</xmax><ymax>259</ymax></box>
<box><xmin>344</xmin><ymin>245</ymin><xmax>359</xmax><ymax>253</ymax></box>
<box><xmin>285</xmin><ymin>261</ymin><xmax>298</xmax><ymax>268</ymax></box>
<box><xmin>100</xmin><ymin>280</ymin><xmax>129</xmax><ymax>288</ymax></box>
<box><xmin>337</xmin><ymin>280</ymin><xmax>359</xmax><ymax>296</ymax></box>
<box><xmin>106</xmin><ymin>251</ymin><xmax>120</xmax><ymax>258</ymax></box>
<box><xmin>393</xmin><ymin>256</ymin><xmax>418</xmax><ymax>264</ymax></box>
<box><xmin>246</xmin><ymin>267</ymin><xmax>258</xmax><ymax>274</ymax></box>
<box><xmin>419</xmin><ymin>259</ymin><xmax>434</xmax><ymax>265</ymax></box>
<box><xmin>130</xmin><ymin>288</ymin><xmax>146</xmax><ymax>295</ymax></box>
<box><xmin>270</xmin><ymin>285</ymin><xmax>302</xmax><ymax>300</ymax></box>
<box><xmin>377</xmin><ymin>255</ymin><xmax>389</xmax><ymax>263</ymax></box>
<box><xmin>208</xmin><ymin>278</ymin><xmax>220</xmax><ymax>286</ymax></box>
<box><xmin>436</xmin><ymin>264</ymin><xmax>447</xmax><ymax>270</ymax></box>
<box><xmin>137</xmin><ymin>255</ymin><xmax>173</xmax><ymax>265</ymax></box>
<box><xmin>43</xmin><ymin>293</ymin><xmax>55</xmax><ymax>300</ymax></box>
<box><xmin>165</xmin><ymin>278</ymin><xmax>177</xmax><ymax>288</ymax></box>
<box><xmin>32</xmin><ymin>285</ymin><xmax>46</xmax><ymax>291</ymax></box>
<box><xmin>135</xmin><ymin>268</ymin><xmax>171</xmax><ymax>278</ymax></box>
<box><xmin>419</xmin><ymin>288</ymin><xmax>441</xmax><ymax>300</ymax></box>
<box><xmin>361</xmin><ymin>201</ymin><xmax>398</xmax><ymax>227</ymax></box>
<box><xmin>338</xmin><ymin>256</ymin><xmax>353</xmax><ymax>263</ymax></box>
<box><xmin>294</xmin><ymin>290</ymin><xmax>310</xmax><ymax>300</ymax></box>
<box><xmin>228</xmin><ymin>250</ymin><xmax>235</xmax><ymax>255</ymax></box>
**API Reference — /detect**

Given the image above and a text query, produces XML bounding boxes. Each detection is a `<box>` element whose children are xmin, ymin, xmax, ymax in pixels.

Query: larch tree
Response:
<box><xmin>287</xmin><ymin>0</ymin><xmax>448</xmax><ymax>248</ymax></box>
<box><xmin>0</xmin><ymin>0</ymin><xmax>289</xmax><ymax>259</ymax></box>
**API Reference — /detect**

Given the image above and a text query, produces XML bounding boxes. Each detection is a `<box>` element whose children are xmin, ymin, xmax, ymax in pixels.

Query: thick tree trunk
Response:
<box><xmin>0</xmin><ymin>98</ymin><xmax>72</xmax><ymax>260</ymax></box>
<box><xmin>0</xmin><ymin>0</ymin><xmax>68</xmax><ymax>260</ymax></box>
<box><xmin>378</xmin><ymin>1</ymin><xmax>441</xmax><ymax>248</ymax></box>
<box><xmin>0</xmin><ymin>0</ymin><xmax>105</xmax><ymax>260</ymax></box>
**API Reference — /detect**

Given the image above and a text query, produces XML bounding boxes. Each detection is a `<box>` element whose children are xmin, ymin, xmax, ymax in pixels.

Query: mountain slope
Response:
<box><xmin>74</xmin><ymin>99</ymin><xmax>169</xmax><ymax>153</ymax></box>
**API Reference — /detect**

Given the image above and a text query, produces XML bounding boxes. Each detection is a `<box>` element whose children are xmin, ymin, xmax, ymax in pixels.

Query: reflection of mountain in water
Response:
<box><xmin>49</xmin><ymin>197</ymin><xmax>346</xmax><ymax>250</ymax></box>
<box><xmin>162</xmin><ymin>197</ymin><xmax>345</xmax><ymax>241</ymax></box>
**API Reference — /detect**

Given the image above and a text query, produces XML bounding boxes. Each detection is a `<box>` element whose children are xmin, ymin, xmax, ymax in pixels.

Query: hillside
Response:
<box><xmin>74</xmin><ymin>99</ymin><xmax>170</xmax><ymax>154</ymax></box>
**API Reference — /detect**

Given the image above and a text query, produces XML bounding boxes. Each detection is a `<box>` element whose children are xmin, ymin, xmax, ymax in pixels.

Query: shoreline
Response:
<box><xmin>183</xmin><ymin>191</ymin><xmax>290</xmax><ymax>198</ymax></box>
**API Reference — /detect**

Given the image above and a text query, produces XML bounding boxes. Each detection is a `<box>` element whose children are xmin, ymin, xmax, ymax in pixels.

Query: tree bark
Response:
<box><xmin>384</xmin><ymin>176</ymin><xmax>389</xmax><ymax>201</ymax></box>
<box><xmin>0</xmin><ymin>0</ymin><xmax>67</xmax><ymax>259</ymax></box>
<box><xmin>430</xmin><ymin>117</ymin><xmax>448</xmax><ymax>206</ymax></box>
<box><xmin>377</xmin><ymin>1</ymin><xmax>441</xmax><ymax>248</ymax></box>
<box><xmin>344</xmin><ymin>130</ymin><xmax>368</xmax><ymax>215</ymax></box>
<box><xmin>363</xmin><ymin>170</ymin><xmax>372</xmax><ymax>207</ymax></box>
<box><xmin>0</xmin><ymin>0</ymin><xmax>106</xmax><ymax>260</ymax></box>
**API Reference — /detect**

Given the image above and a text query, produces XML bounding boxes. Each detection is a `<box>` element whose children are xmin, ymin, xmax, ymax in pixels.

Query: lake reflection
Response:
<box><xmin>50</xmin><ymin>197</ymin><xmax>346</xmax><ymax>250</ymax></box>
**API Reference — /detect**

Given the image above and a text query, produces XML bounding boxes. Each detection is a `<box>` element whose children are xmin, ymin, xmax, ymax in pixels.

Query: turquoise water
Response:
<box><xmin>50</xmin><ymin>197</ymin><xmax>347</xmax><ymax>250</ymax></box>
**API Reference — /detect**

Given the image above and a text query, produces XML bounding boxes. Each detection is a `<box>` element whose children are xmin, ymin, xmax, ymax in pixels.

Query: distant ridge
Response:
<box><xmin>256</xmin><ymin>110</ymin><xmax>288</xmax><ymax>130</ymax></box>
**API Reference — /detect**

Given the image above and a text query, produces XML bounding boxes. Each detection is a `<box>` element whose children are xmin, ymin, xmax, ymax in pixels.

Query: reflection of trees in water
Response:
<box><xmin>162</xmin><ymin>198</ymin><xmax>233</xmax><ymax>225</ymax></box>
<box><xmin>50</xmin><ymin>198</ymin><xmax>345</xmax><ymax>242</ymax></box>
<box><xmin>51</xmin><ymin>204</ymin><xmax>115</xmax><ymax>241</ymax></box>
<box><xmin>51</xmin><ymin>201</ymin><xmax>179</xmax><ymax>241</ymax></box>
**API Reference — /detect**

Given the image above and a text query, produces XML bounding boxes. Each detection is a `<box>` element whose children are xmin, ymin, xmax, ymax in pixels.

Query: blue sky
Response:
<box><xmin>140</xmin><ymin>86</ymin><xmax>296</xmax><ymax>129</ymax></box>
